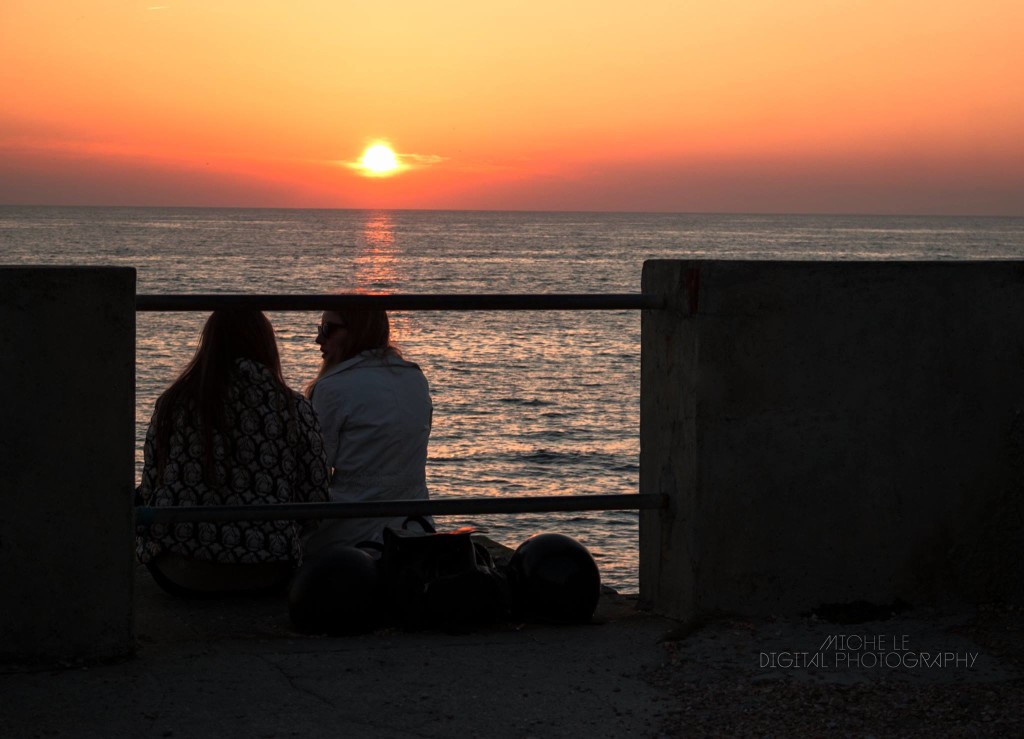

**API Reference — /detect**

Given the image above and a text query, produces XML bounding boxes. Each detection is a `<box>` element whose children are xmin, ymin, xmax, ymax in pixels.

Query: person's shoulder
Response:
<box><xmin>364</xmin><ymin>348</ymin><xmax>422</xmax><ymax>371</ymax></box>
<box><xmin>312</xmin><ymin>350</ymin><xmax>422</xmax><ymax>392</ymax></box>
<box><xmin>313</xmin><ymin>353</ymin><xmax>381</xmax><ymax>386</ymax></box>
<box><xmin>290</xmin><ymin>390</ymin><xmax>321</xmax><ymax>425</ymax></box>
<box><xmin>289</xmin><ymin>388</ymin><xmax>315</xmax><ymax>410</ymax></box>
<box><xmin>234</xmin><ymin>357</ymin><xmax>273</xmax><ymax>380</ymax></box>
<box><xmin>234</xmin><ymin>358</ymin><xmax>302</xmax><ymax>396</ymax></box>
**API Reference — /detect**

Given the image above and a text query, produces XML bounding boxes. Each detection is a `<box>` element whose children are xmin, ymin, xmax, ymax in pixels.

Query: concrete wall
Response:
<box><xmin>640</xmin><ymin>260</ymin><xmax>1024</xmax><ymax>623</ymax></box>
<box><xmin>1</xmin><ymin>267</ymin><xmax>136</xmax><ymax>661</ymax></box>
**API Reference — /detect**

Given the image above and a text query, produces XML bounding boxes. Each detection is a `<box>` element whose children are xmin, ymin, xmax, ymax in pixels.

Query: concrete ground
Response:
<box><xmin>2</xmin><ymin>567</ymin><xmax>1022</xmax><ymax>738</ymax></box>
<box><xmin>0</xmin><ymin>566</ymin><xmax>678</xmax><ymax>739</ymax></box>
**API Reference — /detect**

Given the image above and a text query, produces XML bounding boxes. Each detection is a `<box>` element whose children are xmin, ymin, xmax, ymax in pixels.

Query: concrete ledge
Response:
<box><xmin>640</xmin><ymin>260</ymin><xmax>1024</xmax><ymax>622</ymax></box>
<box><xmin>0</xmin><ymin>266</ymin><xmax>136</xmax><ymax>661</ymax></box>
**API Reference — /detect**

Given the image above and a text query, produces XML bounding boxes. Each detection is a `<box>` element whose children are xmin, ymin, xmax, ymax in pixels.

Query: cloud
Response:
<box><xmin>403</xmin><ymin>153</ymin><xmax>446</xmax><ymax>166</ymax></box>
<box><xmin>338</xmin><ymin>146</ymin><xmax>447</xmax><ymax>178</ymax></box>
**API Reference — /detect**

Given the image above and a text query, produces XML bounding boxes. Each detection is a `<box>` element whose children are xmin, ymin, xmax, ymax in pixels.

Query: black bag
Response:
<box><xmin>377</xmin><ymin>525</ymin><xmax>511</xmax><ymax>632</ymax></box>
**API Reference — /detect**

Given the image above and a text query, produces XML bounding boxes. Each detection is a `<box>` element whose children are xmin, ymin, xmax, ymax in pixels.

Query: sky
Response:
<box><xmin>1</xmin><ymin>1</ymin><xmax>1022</xmax><ymax>215</ymax></box>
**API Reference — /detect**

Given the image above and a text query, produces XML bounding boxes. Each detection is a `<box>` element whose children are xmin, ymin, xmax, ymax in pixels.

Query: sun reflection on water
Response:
<box><xmin>354</xmin><ymin>212</ymin><xmax>398</xmax><ymax>291</ymax></box>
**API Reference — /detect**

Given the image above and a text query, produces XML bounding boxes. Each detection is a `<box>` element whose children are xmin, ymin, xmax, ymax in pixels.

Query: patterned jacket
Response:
<box><xmin>136</xmin><ymin>358</ymin><xmax>329</xmax><ymax>564</ymax></box>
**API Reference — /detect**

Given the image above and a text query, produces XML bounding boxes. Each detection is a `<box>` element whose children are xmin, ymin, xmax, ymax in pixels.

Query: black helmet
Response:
<box><xmin>509</xmin><ymin>533</ymin><xmax>601</xmax><ymax>623</ymax></box>
<box><xmin>289</xmin><ymin>545</ymin><xmax>381</xmax><ymax>635</ymax></box>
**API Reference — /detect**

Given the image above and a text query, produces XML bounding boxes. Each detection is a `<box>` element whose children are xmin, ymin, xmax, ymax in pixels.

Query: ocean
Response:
<box><xmin>4</xmin><ymin>205</ymin><xmax>1024</xmax><ymax>592</ymax></box>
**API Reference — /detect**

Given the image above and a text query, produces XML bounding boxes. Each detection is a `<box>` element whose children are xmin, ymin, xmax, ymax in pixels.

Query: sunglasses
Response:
<box><xmin>316</xmin><ymin>320</ymin><xmax>347</xmax><ymax>340</ymax></box>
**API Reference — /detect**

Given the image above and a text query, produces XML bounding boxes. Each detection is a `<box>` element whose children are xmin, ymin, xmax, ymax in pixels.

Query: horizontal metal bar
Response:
<box><xmin>135</xmin><ymin>293</ymin><xmax>665</xmax><ymax>312</ymax></box>
<box><xmin>134</xmin><ymin>493</ymin><xmax>666</xmax><ymax>525</ymax></box>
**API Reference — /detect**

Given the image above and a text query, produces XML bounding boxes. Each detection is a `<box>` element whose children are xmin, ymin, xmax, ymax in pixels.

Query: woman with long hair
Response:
<box><xmin>136</xmin><ymin>309</ymin><xmax>329</xmax><ymax>595</ymax></box>
<box><xmin>306</xmin><ymin>309</ymin><xmax>433</xmax><ymax>551</ymax></box>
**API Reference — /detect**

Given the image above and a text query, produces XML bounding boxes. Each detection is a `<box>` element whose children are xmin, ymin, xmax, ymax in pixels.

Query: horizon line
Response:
<box><xmin>1</xmin><ymin>203</ymin><xmax>1021</xmax><ymax>220</ymax></box>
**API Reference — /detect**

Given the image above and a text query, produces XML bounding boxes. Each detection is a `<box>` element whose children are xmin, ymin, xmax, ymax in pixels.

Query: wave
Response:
<box><xmin>431</xmin><ymin>447</ymin><xmax>636</xmax><ymax>468</ymax></box>
<box><xmin>496</xmin><ymin>397</ymin><xmax>556</xmax><ymax>407</ymax></box>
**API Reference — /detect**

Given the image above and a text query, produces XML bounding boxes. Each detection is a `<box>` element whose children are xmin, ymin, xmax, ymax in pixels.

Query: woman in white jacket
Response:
<box><xmin>306</xmin><ymin>309</ymin><xmax>433</xmax><ymax>550</ymax></box>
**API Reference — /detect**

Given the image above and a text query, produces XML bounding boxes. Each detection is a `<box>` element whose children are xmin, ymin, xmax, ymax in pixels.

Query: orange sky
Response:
<box><xmin>1</xmin><ymin>1</ymin><xmax>1022</xmax><ymax>214</ymax></box>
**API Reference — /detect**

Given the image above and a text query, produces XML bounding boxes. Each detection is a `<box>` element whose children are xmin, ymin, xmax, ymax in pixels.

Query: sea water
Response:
<box><xmin>4</xmin><ymin>206</ymin><xmax>1024</xmax><ymax>591</ymax></box>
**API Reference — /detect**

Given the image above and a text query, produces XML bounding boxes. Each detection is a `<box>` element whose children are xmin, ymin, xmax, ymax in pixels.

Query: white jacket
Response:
<box><xmin>309</xmin><ymin>349</ymin><xmax>432</xmax><ymax>548</ymax></box>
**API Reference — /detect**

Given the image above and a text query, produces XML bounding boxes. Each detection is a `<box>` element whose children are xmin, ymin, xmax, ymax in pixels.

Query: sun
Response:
<box><xmin>357</xmin><ymin>143</ymin><xmax>400</xmax><ymax>176</ymax></box>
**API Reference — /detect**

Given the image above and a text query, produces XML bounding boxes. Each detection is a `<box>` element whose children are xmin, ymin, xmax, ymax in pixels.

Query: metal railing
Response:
<box><xmin>136</xmin><ymin>293</ymin><xmax>663</xmax><ymax>311</ymax></box>
<box><xmin>134</xmin><ymin>291</ymin><xmax>666</xmax><ymax>524</ymax></box>
<box><xmin>135</xmin><ymin>494</ymin><xmax>666</xmax><ymax>525</ymax></box>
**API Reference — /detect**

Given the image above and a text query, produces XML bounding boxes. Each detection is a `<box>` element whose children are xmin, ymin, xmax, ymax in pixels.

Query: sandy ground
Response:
<box><xmin>650</xmin><ymin>602</ymin><xmax>1024</xmax><ymax>737</ymax></box>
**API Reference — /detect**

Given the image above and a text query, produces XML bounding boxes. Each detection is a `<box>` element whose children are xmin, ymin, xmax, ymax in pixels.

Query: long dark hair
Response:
<box><xmin>306</xmin><ymin>309</ymin><xmax>399</xmax><ymax>398</ymax></box>
<box><xmin>154</xmin><ymin>309</ymin><xmax>287</xmax><ymax>476</ymax></box>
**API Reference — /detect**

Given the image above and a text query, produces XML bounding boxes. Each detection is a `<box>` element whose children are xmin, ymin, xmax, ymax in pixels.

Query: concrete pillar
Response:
<box><xmin>639</xmin><ymin>260</ymin><xmax>1024</xmax><ymax>623</ymax></box>
<box><xmin>639</xmin><ymin>263</ymin><xmax>699</xmax><ymax>621</ymax></box>
<box><xmin>1</xmin><ymin>267</ymin><xmax>136</xmax><ymax>661</ymax></box>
